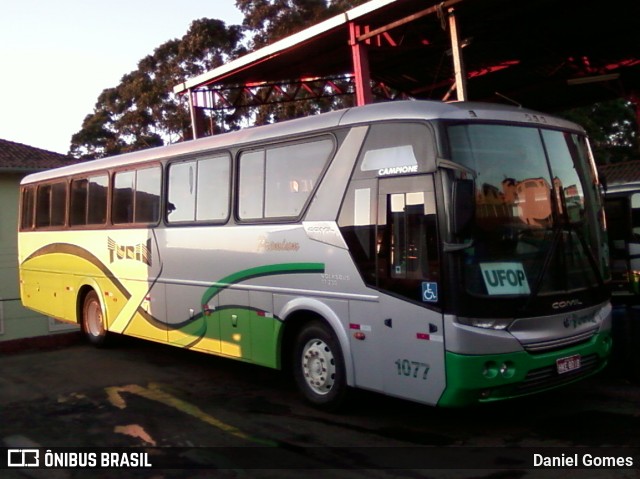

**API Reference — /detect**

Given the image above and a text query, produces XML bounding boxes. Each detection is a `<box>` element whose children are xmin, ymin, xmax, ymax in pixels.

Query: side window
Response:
<box><xmin>113</xmin><ymin>166</ymin><xmax>161</xmax><ymax>225</ymax></box>
<box><xmin>197</xmin><ymin>155</ymin><xmax>230</xmax><ymax>221</ymax></box>
<box><xmin>35</xmin><ymin>182</ymin><xmax>67</xmax><ymax>228</ymax></box>
<box><xmin>167</xmin><ymin>154</ymin><xmax>230</xmax><ymax>223</ymax></box>
<box><xmin>113</xmin><ymin>171</ymin><xmax>135</xmax><ymax>224</ymax></box>
<box><xmin>71</xmin><ymin>174</ymin><xmax>108</xmax><ymax>226</ymax></box>
<box><xmin>87</xmin><ymin>175</ymin><xmax>108</xmax><ymax>225</ymax></box>
<box><xmin>20</xmin><ymin>186</ymin><xmax>35</xmax><ymax>230</ymax></box>
<box><xmin>135</xmin><ymin>166</ymin><xmax>161</xmax><ymax>223</ymax></box>
<box><xmin>238</xmin><ymin>150</ymin><xmax>265</xmax><ymax>220</ymax></box>
<box><xmin>238</xmin><ymin>137</ymin><xmax>334</xmax><ymax>221</ymax></box>
<box><xmin>70</xmin><ymin>178</ymin><xmax>89</xmax><ymax>225</ymax></box>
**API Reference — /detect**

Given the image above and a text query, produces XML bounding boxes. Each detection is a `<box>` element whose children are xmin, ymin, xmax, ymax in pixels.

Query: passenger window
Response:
<box><xmin>113</xmin><ymin>166</ymin><xmax>160</xmax><ymax>225</ymax></box>
<box><xmin>238</xmin><ymin>150</ymin><xmax>265</xmax><ymax>220</ymax></box>
<box><xmin>35</xmin><ymin>181</ymin><xmax>67</xmax><ymax>228</ymax></box>
<box><xmin>70</xmin><ymin>179</ymin><xmax>89</xmax><ymax>225</ymax></box>
<box><xmin>113</xmin><ymin>171</ymin><xmax>135</xmax><ymax>224</ymax></box>
<box><xmin>238</xmin><ymin>137</ymin><xmax>334</xmax><ymax>221</ymax></box>
<box><xmin>87</xmin><ymin>175</ymin><xmax>108</xmax><ymax>225</ymax></box>
<box><xmin>21</xmin><ymin>186</ymin><xmax>35</xmax><ymax>230</ymax></box>
<box><xmin>168</xmin><ymin>154</ymin><xmax>230</xmax><ymax>223</ymax></box>
<box><xmin>70</xmin><ymin>174</ymin><xmax>108</xmax><ymax>226</ymax></box>
<box><xmin>167</xmin><ymin>161</ymin><xmax>196</xmax><ymax>222</ymax></box>
<box><xmin>135</xmin><ymin>166</ymin><xmax>161</xmax><ymax>223</ymax></box>
<box><xmin>197</xmin><ymin>155</ymin><xmax>230</xmax><ymax>221</ymax></box>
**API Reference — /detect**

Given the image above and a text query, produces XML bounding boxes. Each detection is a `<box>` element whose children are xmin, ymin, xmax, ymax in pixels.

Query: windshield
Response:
<box><xmin>447</xmin><ymin>123</ymin><xmax>607</xmax><ymax>302</ymax></box>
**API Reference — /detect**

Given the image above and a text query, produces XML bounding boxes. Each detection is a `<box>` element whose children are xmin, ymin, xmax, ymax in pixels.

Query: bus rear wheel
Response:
<box><xmin>82</xmin><ymin>291</ymin><xmax>108</xmax><ymax>346</ymax></box>
<box><xmin>293</xmin><ymin>321</ymin><xmax>348</xmax><ymax>410</ymax></box>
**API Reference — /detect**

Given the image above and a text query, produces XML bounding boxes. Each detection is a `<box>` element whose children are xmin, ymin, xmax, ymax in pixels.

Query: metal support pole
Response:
<box><xmin>349</xmin><ymin>22</ymin><xmax>373</xmax><ymax>106</ymax></box>
<box><xmin>448</xmin><ymin>7</ymin><xmax>467</xmax><ymax>101</ymax></box>
<box><xmin>188</xmin><ymin>89</ymin><xmax>199</xmax><ymax>140</ymax></box>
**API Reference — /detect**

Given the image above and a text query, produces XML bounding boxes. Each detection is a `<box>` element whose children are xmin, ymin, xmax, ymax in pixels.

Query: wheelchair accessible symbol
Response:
<box><xmin>422</xmin><ymin>282</ymin><xmax>438</xmax><ymax>303</ymax></box>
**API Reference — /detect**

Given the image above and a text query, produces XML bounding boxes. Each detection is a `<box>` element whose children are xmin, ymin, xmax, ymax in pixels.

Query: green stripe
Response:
<box><xmin>201</xmin><ymin>262</ymin><xmax>325</xmax><ymax>305</ymax></box>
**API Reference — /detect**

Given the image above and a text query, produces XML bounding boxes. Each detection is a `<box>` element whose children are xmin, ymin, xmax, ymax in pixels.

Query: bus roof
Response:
<box><xmin>21</xmin><ymin>100</ymin><xmax>584</xmax><ymax>185</ymax></box>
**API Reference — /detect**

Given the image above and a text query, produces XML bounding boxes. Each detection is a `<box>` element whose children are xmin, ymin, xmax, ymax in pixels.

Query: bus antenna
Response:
<box><xmin>495</xmin><ymin>92</ymin><xmax>522</xmax><ymax>108</ymax></box>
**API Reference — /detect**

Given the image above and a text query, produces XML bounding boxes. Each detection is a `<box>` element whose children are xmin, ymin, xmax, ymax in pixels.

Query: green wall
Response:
<box><xmin>0</xmin><ymin>173</ymin><xmax>78</xmax><ymax>341</ymax></box>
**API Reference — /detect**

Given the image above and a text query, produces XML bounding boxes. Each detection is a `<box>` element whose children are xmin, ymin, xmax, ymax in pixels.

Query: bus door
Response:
<box><xmin>375</xmin><ymin>176</ymin><xmax>446</xmax><ymax>403</ymax></box>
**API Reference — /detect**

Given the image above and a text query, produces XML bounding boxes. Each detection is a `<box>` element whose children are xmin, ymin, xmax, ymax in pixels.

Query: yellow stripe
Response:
<box><xmin>105</xmin><ymin>383</ymin><xmax>275</xmax><ymax>446</ymax></box>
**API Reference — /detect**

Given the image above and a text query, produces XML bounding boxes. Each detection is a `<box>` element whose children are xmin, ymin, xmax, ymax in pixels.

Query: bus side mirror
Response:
<box><xmin>452</xmin><ymin>179</ymin><xmax>475</xmax><ymax>235</ymax></box>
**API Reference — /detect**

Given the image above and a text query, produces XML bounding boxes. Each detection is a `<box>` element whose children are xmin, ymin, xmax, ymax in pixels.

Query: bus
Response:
<box><xmin>603</xmin><ymin>182</ymin><xmax>640</xmax><ymax>302</ymax></box>
<box><xmin>18</xmin><ymin>100</ymin><xmax>612</xmax><ymax>409</ymax></box>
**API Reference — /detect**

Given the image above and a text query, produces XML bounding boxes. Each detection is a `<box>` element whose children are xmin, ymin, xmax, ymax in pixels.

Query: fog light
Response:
<box><xmin>500</xmin><ymin>361</ymin><xmax>515</xmax><ymax>378</ymax></box>
<box><xmin>483</xmin><ymin>361</ymin><xmax>498</xmax><ymax>379</ymax></box>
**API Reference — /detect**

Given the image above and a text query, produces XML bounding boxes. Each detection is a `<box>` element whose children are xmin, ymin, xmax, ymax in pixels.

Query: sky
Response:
<box><xmin>0</xmin><ymin>0</ymin><xmax>244</xmax><ymax>154</ymax></box>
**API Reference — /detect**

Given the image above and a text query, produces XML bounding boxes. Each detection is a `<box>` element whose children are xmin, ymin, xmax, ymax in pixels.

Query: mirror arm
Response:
<box><xmin>443</xmin><ymin>240</ymin><xmax>474</xmax><ymax>252</ymax></box>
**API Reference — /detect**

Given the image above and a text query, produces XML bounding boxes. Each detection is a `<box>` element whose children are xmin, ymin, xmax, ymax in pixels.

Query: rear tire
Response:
<box><xmin>293</xmin><ymin>320</ymin><xmax>348</xmax><ymax>410</ymax></box>
<box><xmin>82</xmin><ymin>291</ymin><xmax>108</xmax><ymax>346</ymax></box>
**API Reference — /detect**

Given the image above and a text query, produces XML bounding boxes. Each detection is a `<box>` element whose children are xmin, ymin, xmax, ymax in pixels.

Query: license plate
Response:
<box><xmin>556</xmin><ymin>354</ymin><xmax>581</xmax><ymax>374</ymax></box>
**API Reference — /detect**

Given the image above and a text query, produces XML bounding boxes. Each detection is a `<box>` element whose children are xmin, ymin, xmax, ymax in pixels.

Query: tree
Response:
<box><xmin>70</xmin><ymin>19</ymin><xmax>243</xmax><ymax>159</ymax></box>
<box><xmin>562</xmin><ymin>99</ymin><xmax>639</xmax><ymax>165</ymax></box>
<box><xmin>237</xmin><ymin>0</ymin><xmax>367</xmax><ymax>49</ymax></box>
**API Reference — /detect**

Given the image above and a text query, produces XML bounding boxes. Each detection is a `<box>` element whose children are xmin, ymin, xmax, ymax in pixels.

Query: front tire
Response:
<box><xmin>82</xmin><ymin>291</ymin><xmax>108</xmax><ymax>346</ymax></box>
<box><xmin>293</xmin><ymin>321</ymin><xmax>348</xmax><ymax>410</ymax></box>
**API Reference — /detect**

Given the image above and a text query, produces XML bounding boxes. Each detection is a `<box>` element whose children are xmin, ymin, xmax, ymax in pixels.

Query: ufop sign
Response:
<box><xmin>480</xmin><ymin>262</ymin><xmax>531</xmax><ymax>295</ymax></box>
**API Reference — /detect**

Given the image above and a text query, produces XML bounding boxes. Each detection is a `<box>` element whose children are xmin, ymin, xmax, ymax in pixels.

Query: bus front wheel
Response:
<box><xmin>293</xmin><ymin>321</ymin><xmax>348</xmax><ymax>410</ymax></box>
<box><xmin>82</xmin><ymin>291</ymin><xmax>108</xmax><ymax>346</ymax></box>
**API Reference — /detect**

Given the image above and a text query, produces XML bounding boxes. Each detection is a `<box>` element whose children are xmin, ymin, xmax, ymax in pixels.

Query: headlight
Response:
<box><xmin>457</xmin><ymin>316</ymin><xmax>512</xmax><ymax>330</ymax></box>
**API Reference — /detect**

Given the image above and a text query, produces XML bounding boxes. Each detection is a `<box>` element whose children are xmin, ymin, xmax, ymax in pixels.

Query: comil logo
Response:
<box><xmin>552</xmin><ymin>299</ymin><xmax>583</xmax><ymax>310</ymax></box>
<box><xmin>8</xmin><ymin>449</ymin><xmax>39</xmax><ymax>467</ymax></box>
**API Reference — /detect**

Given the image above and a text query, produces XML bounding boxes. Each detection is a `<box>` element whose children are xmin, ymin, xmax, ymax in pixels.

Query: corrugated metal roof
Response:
<box><xmin>599</xmin><ymin>161</ymin><xmax>640</xmax><ymax>187</ymax></box>
<box><xmin>175</xmin><ymin>0</ymin><xmax>639</xmax><ymax>113</ymax></box>
<box><xmin>0</xmin><ymin>138</ymin><xmax>78</xmax><ymax>172</ymax></box>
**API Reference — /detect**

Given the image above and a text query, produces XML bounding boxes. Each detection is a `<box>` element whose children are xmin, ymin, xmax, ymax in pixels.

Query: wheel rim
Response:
<box><xmin>85</xmin><ymin>300</ymin><xmax>103</xmax><ymax>338</ymax></box>
<box><xmin>301</xmin><ymin>338</ymin><xmax>336</xmax><ymax>396</ymax></box>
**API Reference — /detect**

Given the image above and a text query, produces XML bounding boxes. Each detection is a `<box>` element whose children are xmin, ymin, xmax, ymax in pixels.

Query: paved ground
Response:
<box><xmin>1</xmin><ymin>307</ymin><xmax>639</xmax><ymax>479</ymax></box>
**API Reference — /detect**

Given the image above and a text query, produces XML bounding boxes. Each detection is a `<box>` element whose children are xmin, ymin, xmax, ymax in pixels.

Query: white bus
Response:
<box><xmin>18</xmin><ymin>100</ymin><xmax>612</xmax><ymax>409</ymax></box>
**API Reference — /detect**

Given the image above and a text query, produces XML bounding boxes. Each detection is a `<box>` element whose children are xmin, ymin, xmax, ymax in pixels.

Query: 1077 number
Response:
<box><xmin>395</xmin><ymin>359</ymin><xmax>430</xmax><ymax>380</ymax></box>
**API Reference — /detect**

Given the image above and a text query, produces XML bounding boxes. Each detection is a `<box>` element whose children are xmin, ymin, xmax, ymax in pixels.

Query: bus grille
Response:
<box><xmin>516</xmin><ymin>354</ymin><xmax>600</xmax><ymax>394</ymax></box>
<box><xmin>521</xmin><ymin>328</ymin><xmax>597</xmax><ymax>353</ymax></box>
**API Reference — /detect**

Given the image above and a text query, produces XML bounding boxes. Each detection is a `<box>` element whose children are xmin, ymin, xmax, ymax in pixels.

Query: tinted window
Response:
<box><xmin>36</xmin><ymin>182</ymin><xmax>66</xmax><ymax>228</ymax></box>
<box><xmin>21</xmin><ymin>186</ymin><xmax>35</xmax><ymax>230</ymax></box>
<box><xmin>135</xmin><ymin>166</ymin><xmax>161</xmax><ymax>223</ymax></box>
<box><xmin>71</xmin><ymin>174</ymin><xmax>108</xmax><ymax>226</ymax></box>
<box><xmin>87</xmin><ymin>175</ymin><xmax>108</xmax><ymax>225</ymax></box>
<box><xmin>113</xmin><ymin>166</ymin><xmax>160</xmax><ymax>225</ymax></box>
<box><xmin>112</xmin><ymin>171</ymin><xmax>135</xmax><ymax>224</ymax></box>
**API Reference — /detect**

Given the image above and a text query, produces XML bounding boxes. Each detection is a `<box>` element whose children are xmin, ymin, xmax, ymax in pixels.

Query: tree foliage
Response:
<box><xmin>69</xmin><ymin>1</ymin><xmax>638</xmax><ymax>165</ymax></box>
<box><xmin>236</xmin><ymin>0</ymin><xmax>366</xmax><ymax>49</ymax></box>
<box><xmin>70</xmin><ymin>18</ymin><xmax>243</xmax><ymax>159</ymax></box>
<box><xmin>562</xmin><ymin>99</ymin><xmax>639</xmax><ymax>165</ymax></box>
